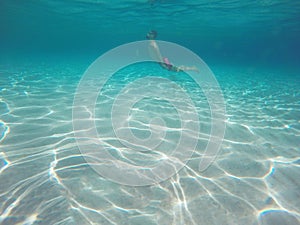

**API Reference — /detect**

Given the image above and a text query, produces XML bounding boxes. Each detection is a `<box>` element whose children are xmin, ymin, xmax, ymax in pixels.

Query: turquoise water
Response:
<box><xmin>1</xmin><ymin>1</ymin><xmax>300</xmax><ymax>225</ymax></box>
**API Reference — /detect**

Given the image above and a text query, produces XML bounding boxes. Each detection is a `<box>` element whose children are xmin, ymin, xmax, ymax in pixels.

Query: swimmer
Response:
<box><xmin>146</xmin><ymin>30</ymin><xmax>199</xmax><ymax>73</ymax></box>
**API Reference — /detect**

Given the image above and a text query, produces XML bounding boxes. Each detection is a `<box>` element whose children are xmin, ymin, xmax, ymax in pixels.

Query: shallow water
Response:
<box><xmin>1</xmin><ymin>1</ymin><xmax>300</xmax><ymax>225</ymax></box>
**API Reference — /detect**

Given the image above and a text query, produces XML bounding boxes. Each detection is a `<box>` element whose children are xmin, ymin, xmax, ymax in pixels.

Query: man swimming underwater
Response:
<box><xmin>146</xmin><ymin>30</ymin><xmax>199</xmax><ymax>73</ymax></box>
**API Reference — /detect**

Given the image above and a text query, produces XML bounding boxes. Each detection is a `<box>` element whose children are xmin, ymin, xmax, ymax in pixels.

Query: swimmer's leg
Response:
<box><xmin>177</xmin><ymin>65</ymin><xmax>200</xmax><ymax>73</ymax></box>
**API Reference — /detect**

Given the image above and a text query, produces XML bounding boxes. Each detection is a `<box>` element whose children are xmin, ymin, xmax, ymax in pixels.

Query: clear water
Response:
<box><xmin>0</xmin><ymin>1</ymin><xmax>300</xmax><ymax>225</ymax></box>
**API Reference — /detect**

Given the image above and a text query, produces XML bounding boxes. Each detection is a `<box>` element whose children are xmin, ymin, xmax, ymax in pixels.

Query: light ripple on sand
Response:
<box><xmin>0</xmin><ymin>63</ymin><xmax>299</xmax><ymax>224</ymax></box>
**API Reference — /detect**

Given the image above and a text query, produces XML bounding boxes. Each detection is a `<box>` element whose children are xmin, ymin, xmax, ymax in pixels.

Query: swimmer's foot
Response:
<box><xmin>190</xmin><ymin>66</ymin><xmax>200</xmax><ymax>73</ymax></box>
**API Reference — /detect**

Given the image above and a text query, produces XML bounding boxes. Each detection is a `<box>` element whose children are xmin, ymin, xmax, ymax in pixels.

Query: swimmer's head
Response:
<box><xmin>146</xmin><ymin>30</ymin><xmax>157</xmax><ymax>40</ymax></box>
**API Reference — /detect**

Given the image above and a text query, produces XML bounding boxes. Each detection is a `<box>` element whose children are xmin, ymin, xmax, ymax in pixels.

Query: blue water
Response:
<box><xmin>0</xmin><ymin>1</ymin><xmax>300</xmax><ymax>225</ymax></box>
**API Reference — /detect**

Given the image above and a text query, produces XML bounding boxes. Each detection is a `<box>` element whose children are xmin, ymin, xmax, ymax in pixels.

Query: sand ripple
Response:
<box><xmin>0</xmin><ymin>63</ymin><xmax>299</xmax><ymax>224</ymax></box>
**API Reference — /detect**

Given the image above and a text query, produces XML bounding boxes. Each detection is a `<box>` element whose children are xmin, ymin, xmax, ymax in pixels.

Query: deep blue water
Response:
<box><xmin>0</xmin><ymin>1</ymin><xmax>300</xmax><ymax>225</ymax></box>
<box><xmin>1</xmin><ymin>0</ymin><xmax>300</xmax><ymax>66</ymax></box>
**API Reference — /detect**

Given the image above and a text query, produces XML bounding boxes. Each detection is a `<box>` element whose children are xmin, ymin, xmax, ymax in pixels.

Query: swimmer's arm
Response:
<box><xmin>149</xmin><ymin>40</ymin><xmax>163</xmax><ymax>62</ymax></box>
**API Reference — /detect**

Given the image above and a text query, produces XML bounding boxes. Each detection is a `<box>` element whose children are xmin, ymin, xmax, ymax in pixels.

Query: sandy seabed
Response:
<box><xmin>0</xmin><ymin>62</ymin><xmax>299</xmax><ymax>225</ymax></box>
